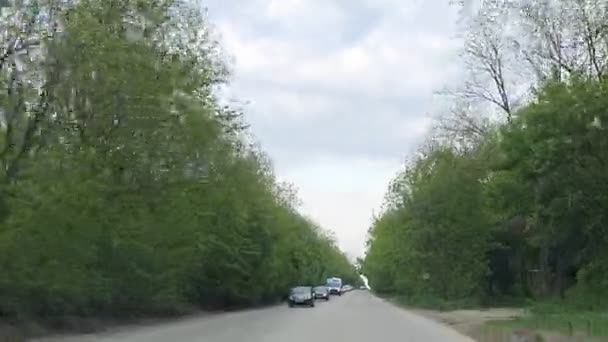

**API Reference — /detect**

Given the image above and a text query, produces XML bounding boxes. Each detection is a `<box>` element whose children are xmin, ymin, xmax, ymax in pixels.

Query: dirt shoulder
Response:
<box><xmin>409</xmin><ymin>307</ymin><xmax>606</xmax><ymax>342</ymax></box>
<box><xmin>410</xmin><ymin>307</ymin><xmax>525</xmax><ymax>338</ymax></box>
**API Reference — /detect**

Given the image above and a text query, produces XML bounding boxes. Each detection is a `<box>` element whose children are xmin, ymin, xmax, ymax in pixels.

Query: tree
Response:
<box><xmin>367</xmin><ymin>0</ymin><xmax>608</xmax><ymax>308</ymax></box>
<box><xmin>365</xmin><ymin>145</ymin><xmax>491</xmax><ymax>301</ymax></box>
<box><xmin>0</xmin><ymin>0</ymin><xmax>359</xmax><ymax>320</ymax></box>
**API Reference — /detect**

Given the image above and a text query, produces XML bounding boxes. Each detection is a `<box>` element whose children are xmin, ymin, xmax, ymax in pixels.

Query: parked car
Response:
<box><xmin>313</xmin><ymin>286</ymin><xmax>330</xmax><ymax>301</ymax></box>
<box><xmin>288</xmin><ymin>286</ymin><xmax>315</xmax><ymax>308</ymax></box>
<box><xmin>342</xmin><ymin>284</ymin><xmax>353</xmax><ymax>292</ymax></box>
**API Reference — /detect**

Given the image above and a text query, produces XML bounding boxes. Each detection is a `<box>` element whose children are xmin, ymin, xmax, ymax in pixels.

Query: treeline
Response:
<box><xmin>363</xmin><ymin>0</ymin><xmax>608</xmax><ymax>309</ymax></box>
<box><xmin>0</xmin><ymin>0</ymin><xmax>357</xmax><ymax>319</ymax></box>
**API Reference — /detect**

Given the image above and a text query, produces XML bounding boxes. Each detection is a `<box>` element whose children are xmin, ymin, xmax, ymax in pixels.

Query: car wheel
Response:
<box><xmin>288</xmin><ymin>302</ymin><xmax>294</xmax><ymax>308</ymax></box>
<box><xmin>310</xmin><ymin>302</ymin><xmax>315</xmax><ymax>307</ymax></box>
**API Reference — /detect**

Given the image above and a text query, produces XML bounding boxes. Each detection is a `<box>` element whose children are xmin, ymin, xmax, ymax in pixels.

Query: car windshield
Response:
<box><xmin>291</xmin><ymin>287</ymin><xmax>311</xmax><ymax>294</ymax></box>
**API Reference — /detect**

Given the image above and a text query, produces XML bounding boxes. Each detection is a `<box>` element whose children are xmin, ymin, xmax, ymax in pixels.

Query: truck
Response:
<box><xmin>325</xmin><ymin>277</ymin><xmax>343</xmax><ymax>296</ymax></box>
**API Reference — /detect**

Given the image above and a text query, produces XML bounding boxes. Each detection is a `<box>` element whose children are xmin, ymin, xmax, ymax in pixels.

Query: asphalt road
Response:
<box><xmin>34</xmin><ymin>291</ymin><xmax>474</xmax><ymax>342</ymax></box>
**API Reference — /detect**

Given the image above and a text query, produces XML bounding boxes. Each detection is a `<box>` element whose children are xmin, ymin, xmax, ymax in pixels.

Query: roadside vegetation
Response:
<box><xmin>0</xmin><ymin>0</ymin><xmax>359</xmax><ymax>331</ymax></box>
<box><xmin>363</xmin><ymin>0</ymin><xmax>608</xmax><ymax>339</ymax></box>
<box><xmin>487</xmin><ymin>305</ymin><xmax>608</xmax><ymax>338</ymax></box>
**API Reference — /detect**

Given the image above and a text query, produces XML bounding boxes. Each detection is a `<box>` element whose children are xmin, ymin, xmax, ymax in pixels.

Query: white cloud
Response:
<box><xmin>392</xmin><ymin>115</ymin><xmax>433</xmax><ymax>139</ymax></box>
<box><xmin>284</xmin><ymin>156</ymin><xmax>402</xmax><ymax>259</ymax></box>
<box><xmin>215</xmin><ymin>23</ymin><xmax>301</xmax><ymax>76</ymax></box>
<box><xmin>216</xmin><ymin>3</ymin><xmax>462</xmax><ymax>100</ymax></box>
<box><xmin>266</xmin><ymin>0</ymin><xmax>307</xmax><ymax>17</ymax></box>
<box><xmin>294</xmin><ymin>33</ymin><xmax>459</xmax><ymax>99</ymax></box>
<box><xmin>230</xmin><ymin>84</ymin><xmax>340</xmax><ymax>121</ymax></box>
<box><xmin>205</xmin><ymin>0</ymin><xmax>462</xmax><ymax>258</ymax></box>
<box><xmin>265</xmin><ymin>0</ymin><xmax>347</xmax><ymax>32</ymax></box>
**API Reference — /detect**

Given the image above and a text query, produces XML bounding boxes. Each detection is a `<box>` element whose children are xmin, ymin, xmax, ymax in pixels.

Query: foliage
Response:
<box><xmin>365</xmin><ymin>0</ymin><xmax>608</xmax><ymax>311</ymax></box>
<box><xmin>365</xmin><ymin>76</ymin><xmax>608</xmax><ymax>307</ymax></box>
<box><xmin>487</xmin><ymin>309</ymin><xmax>608</xmax><ymax>338</ymax></box>
<box><xmin>364</xmin><ymin>147</ymin><xmax>491</xmax><ymax>302</ymax></box>
<box><xmin>0</xmin><ymin>0</ymin><xmax>357</xmax><ymax>319</ymax></box>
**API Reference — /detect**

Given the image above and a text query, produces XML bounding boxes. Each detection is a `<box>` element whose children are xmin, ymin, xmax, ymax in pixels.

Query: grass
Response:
<box><xmin>376</xmin><ymin>289</ymin><xmax>530</xmax><ymax>312</ymax></box>
<box><xmin>389</xmin><ymin>294</ymin><xmax>482</xmax><ymax>311</ymax></box>
<box><xmin>486</xmin><ymin>310</ymin><xmax>608</xmax><ymax>339</ymax></box>
<box><xmin>377</xmin><ymin>290</ymin><xmax>608</xmax><ymax>340</ymax></box>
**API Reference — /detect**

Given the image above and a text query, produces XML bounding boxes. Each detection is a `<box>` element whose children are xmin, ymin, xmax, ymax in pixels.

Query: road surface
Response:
<box><xmin>34</xmin><ymin>291</ymin><xmax>474</xmax><ymax>342</ymax></box>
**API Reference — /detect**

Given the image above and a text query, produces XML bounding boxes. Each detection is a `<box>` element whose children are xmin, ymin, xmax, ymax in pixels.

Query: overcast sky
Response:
<box><xmin>204</xmin><ymin>0</ymin><xmax>464</xmax><ymax>260</ymax></box>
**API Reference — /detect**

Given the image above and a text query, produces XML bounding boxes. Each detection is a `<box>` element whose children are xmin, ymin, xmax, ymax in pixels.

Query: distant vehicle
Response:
<box><xmin>326</xmin><ymin>277</ymin><xmax>343</xmax><ymax>295</ymax></box>
<box><xmin>313</xmin><ymin>286</ymin><xmax>330</xmax><ymax>301</ymax></box>
<box><xmin>342</xmin><ymin>284</ymin><xmax>353</xmax><ymax>292</ymax></box>
<box><xmin>359</xmin><ymin>285</ymin><xmax>367</xmax><ymax>290</ymax></box>
<box><xmin>288</xmin><ymin>286</ymin><xmax>315</xmax><ymax>307</ymax></box>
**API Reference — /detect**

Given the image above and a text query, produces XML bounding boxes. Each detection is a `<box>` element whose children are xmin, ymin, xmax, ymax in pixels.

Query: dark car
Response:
<box><xmin>313</xmin><ymin>286</ymin><xmax>330</xmax><ymax>301</ymax></box>
<box><xmin>288</xmin><ymin>286</ymin><xmax>315</xmax><ymax>308</ymax></box>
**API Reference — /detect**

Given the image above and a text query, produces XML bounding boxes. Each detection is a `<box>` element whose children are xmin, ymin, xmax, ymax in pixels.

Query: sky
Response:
<box><xmin>203</xmin><ymin>0</ymin><xmax>464</xmax><ymax>260</ymax></box>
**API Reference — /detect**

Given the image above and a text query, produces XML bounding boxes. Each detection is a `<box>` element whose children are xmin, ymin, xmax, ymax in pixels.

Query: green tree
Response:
<box><xmin>0</xmin><ymin>0</ymin><xmax>359</xmax><ymax>321</ymax></box>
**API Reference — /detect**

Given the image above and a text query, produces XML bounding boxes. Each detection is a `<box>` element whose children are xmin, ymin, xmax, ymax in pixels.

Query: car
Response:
<box><xmin>288</xmin><ymin>286</ymin><xmax>315</xmax><ymax>308</ymax></box>
<box><xmin>313</xmin><ymin>286</ymin><xmax>330</xmax><ymax>301</ymax></box>
<box><xmin>342</xmin><ymin>284</ymin><xmax>353</xmax><ymax>292</ymax></box>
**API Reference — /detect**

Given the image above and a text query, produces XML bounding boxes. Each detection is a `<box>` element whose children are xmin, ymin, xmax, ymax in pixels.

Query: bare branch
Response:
<box><xmin>456</xmin><ymin>2</ymin><xmax>517</xmax><ymax>122</ymax></box>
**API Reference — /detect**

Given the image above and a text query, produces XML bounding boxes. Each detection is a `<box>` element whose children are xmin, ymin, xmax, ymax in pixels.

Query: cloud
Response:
<box><xmin>217</xmin><ymin>17</ymin><xmax>461</xmax><ymax>101</ymax></box>
<box><xmin>284</xmin><ymin>156</ymin><xmax>402</xmax><ymax>259</ymax></box>
<box><xmin>204</xmin><ymin>0</ymin><xmax>462</xmax><ymax>258</ymax></box>
<box><xmin>265</xmin><ymin>0</ymin><xmax>348</xmax><ymax>32</ymax></box>
<box><xmin>227</xmin><ymin>80</ymin><xmax>435</xmax><ymax>169</ymax></box>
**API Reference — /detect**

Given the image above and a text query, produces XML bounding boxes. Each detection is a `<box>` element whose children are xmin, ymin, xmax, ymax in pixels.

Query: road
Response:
<box><xmin>34</xmin><ymin>291</ymin><xmax>474</xmax><ymax>342</ymax></box>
